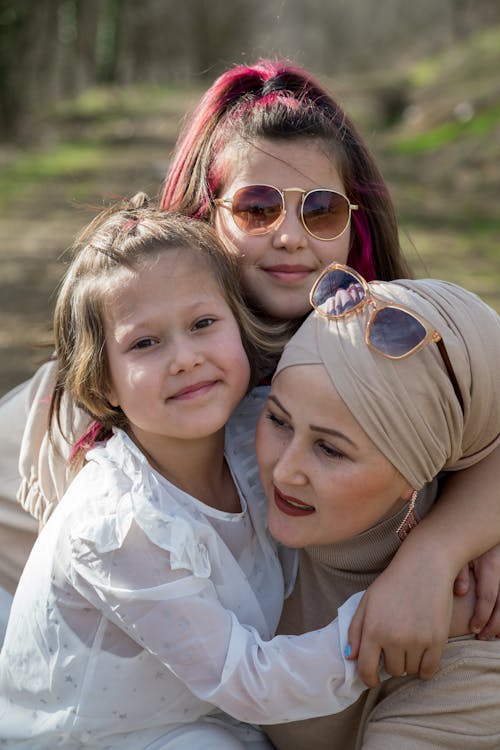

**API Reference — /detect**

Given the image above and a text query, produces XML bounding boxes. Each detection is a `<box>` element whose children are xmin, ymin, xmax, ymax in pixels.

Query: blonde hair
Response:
<box><xmin>50</xmin><ymin>193</ymin><xmax>286</xmax><ymax>447</ymax></box>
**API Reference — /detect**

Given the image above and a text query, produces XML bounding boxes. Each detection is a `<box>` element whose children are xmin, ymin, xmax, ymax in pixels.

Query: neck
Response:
<box><xmin>128</xmin><ymin>427</ymin><xmax>241</xmax><ymax>513</ymax></box>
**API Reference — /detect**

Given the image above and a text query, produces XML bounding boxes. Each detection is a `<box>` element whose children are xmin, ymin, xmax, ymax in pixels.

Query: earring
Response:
<box><xmin>397</xmin><ymin>490</ymin><xmax>418</xmax><ymax>541</ymax></box>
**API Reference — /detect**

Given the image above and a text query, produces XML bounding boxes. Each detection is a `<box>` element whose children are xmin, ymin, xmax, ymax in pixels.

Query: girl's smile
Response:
<box><xmin>215</xmin><ymin>138</ymin><xmax>352</xmax><ymax>321</ymax></box>
<box><xmin>103</xmin><ymin>249</ymin><xmax>251</xmax><ymax>466</ymax></box>
<box><xmin>262</xmin><ymin>263</ymin><xmax>315</xmax><ymax>283</ymax></box>
<box><xmin>167</xmin><ymin>379</ymin><xmax>219</xmax><ymax>401</ymax></box>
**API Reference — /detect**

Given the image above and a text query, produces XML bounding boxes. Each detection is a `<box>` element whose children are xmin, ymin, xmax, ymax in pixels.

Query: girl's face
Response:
<box><xmin>215</xmin><ymin>138</ymin><xmax>352</xmax><ymax>321</ymax></box>
<box><xmin>104</xmin><ymin>250</ymin><xmax>250</xmax><ymax>456</ymax></box>
<box><xmin>255</xmin><ymin>364</ymin><xmax>413</xmax><ymax>548</ymax></box>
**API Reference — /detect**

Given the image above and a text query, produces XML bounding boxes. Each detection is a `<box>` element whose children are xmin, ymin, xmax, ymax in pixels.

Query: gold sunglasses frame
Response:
<box><xmin>215</xmin><ymin>184</ymin><xmax>358</xmax><ymax>241</ymax></box>
<box><xmin>310</xmin><ymin>263</ymin><xmax>464</xmax><ymax>411</ymax></box>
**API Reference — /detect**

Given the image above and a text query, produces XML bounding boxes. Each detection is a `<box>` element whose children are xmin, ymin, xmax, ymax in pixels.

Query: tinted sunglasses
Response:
<box><xmin>310</xmin><ymin>263</ymin><xmax>464</xmax><ymax>411</ymax></box>
<box><xmin>215</xmin><ymin>184</ymin><xmax>358</xmax><ymax>241</ymax></box>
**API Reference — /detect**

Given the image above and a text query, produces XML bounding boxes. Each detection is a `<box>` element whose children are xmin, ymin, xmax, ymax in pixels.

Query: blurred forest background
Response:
<box><xmin>1</xmin><ymin>0</ymin><xmax>499</xmax><ymax>395</ymax></box>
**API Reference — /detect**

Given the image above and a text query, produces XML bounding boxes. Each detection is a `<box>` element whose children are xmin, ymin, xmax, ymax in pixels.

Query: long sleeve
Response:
<box><xmin>0</xmin><ymin>429</ymin><xmax>370</xmax><ymax>742</ymax></box>
<box><xmin>70</xmin><ymin>527</ymin><xmax>365</xmax><ymax>724</ymax></box>
<box><xmin>17</xmin><ymin>360</ymin><xmax>91</xmax><ymax>523</ymax></box>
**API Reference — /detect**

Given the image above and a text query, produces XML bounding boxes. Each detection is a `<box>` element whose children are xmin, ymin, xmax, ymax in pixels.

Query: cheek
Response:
<box><xmin>226</xmin><ymin>329</ymin><xmax>252</xmax><ymax>375</ymax></box>
<box><xmin>237</xmin><ymin>354</ymin><xmax>251</xmax><ymax>394</ymax></box>
<box><xmin>215</xmin><ymin>212</ymin><xmax>247</xmax><ymax>259</ymax></box>
<box><xmin>119</xmin><ymin>365</ymin><xmax>154</xmax><ymax>399</ymax></box>
<box><xmin>317</xmin><ymin>232</ymin><xmax>351</xmax><ymax>267</ymax></box>
<box><xmin>215</xmin><ymin>214</ymin><xmax>263</xmax><ymax>267</ymax></box>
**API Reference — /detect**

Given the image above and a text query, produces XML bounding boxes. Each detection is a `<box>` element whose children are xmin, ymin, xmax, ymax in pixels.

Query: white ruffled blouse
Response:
<box><xmin>0</xmin><ymin>390</ymin><xmax>363</xmax><ymax>748</ymax></box>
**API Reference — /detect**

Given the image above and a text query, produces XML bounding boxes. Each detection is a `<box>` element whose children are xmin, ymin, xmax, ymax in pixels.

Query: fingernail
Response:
<box><xmin>344</xmin><ymin>644</ymin><xmax>352</xmax><ymax>658</ymax></box>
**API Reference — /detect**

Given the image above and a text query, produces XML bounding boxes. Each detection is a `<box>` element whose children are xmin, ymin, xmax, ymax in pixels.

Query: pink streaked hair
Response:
<box><xmin>161</xmin><ymin>57</ymin><xmax>407</xmax><ymax>288</ymax></box>
<box><xmin>349</xmin><ymin>209</ymin><xmax>377</xmax><ymax>281</ymax></box>
<box><xmin>69</xmin><ymin>421</ymin><xmax>112</xmax><ymax>461</ymax></box>
<box><xmin>162</xmin><ymin>59</ymin><xmax>337</xmax><ymax>214</ymax></box>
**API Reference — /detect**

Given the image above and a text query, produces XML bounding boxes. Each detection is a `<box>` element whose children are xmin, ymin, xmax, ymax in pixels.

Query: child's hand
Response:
<box><xmin>454</xmin><ymin>545</ymin><xmax>500</xmax><ymax>639</ymax></box>
<box><xmin>346</xmin><ymin>563</ymin><xmax>453</xmax><ymax>687</ymax></box>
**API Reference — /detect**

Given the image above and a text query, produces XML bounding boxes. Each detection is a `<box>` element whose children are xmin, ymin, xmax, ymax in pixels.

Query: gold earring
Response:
<box><xmin>397</xmin><ymin>490</ymin><xmax>418</xmax><ymax>541</ymax></box>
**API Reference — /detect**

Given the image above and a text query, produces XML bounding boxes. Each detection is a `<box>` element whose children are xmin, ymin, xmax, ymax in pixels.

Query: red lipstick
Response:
<box><xmin>274</xmin><ymin>486</ymin><xmax>315</xmax><ymax>516</ymax></box>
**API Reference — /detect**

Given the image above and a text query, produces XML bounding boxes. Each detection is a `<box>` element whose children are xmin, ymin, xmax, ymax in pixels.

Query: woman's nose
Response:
<box><xmin>272</xmin><ymin>441</ymin><xmax>308</xmax><ymax>486</ymax></box>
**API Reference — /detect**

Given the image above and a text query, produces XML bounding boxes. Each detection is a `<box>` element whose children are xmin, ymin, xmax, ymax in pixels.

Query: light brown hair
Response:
<box><xmin>50</xmin><ymin>193</ymin><xmax>285</xmax><ymax>449</ymax></box>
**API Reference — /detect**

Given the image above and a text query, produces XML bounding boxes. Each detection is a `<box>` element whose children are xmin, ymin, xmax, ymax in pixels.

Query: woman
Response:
<box><xmin>256</xmin><ymin>264</ymin><xmax>500</xmax><ymax>748</ymax></box>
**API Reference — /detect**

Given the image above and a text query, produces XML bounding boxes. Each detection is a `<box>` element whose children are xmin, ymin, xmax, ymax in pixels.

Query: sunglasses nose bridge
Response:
<box><xmin>280</xmin><ymin>187</ymin><xmax>307</xmax><ymax>196</ymax></box>
<box><xmin>280</xmin><ymin>188</ymin><xmax>307</xmax><ymax>213</ymax></box>
<box><xmin>272</xmin><ymin>187</ymin><xmax>309</xmax><ymax>237</ymax></box>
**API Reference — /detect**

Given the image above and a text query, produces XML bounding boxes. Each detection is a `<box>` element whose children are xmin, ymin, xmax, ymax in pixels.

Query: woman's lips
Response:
<box><xmin>264</xmin><ymin>265</ymin><xmax>313</xmax><ymax>282</ymax></box>
<box><xmin>274</xmin><ymin>486</ymin><xmax>315</xmax><ymax>516</ymax></box>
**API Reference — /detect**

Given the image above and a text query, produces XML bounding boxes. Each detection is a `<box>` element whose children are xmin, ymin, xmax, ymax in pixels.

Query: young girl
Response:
<box><xmin>256</xmin><ymin>264</ymin><xmax>500</xmax><ymax>749</ymax></box>
<box><xmin>0</xmin><ymin>200</ymin><xmax>379</xmax><ymax>748</ymax></box>
<box><xmin>4</xmin><ymin>58</ymin><xmax>500</xmax><ymax>677</ymax></box>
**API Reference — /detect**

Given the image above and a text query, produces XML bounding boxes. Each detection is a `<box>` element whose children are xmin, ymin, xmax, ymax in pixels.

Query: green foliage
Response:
<box><xmin>393</xmin><ymin>104</ymin><xmax>500</xmax><ymax>154</ymax></box>
<box><xmin>0</xmin><ymin>142</ymin><xmax>107</xmax><ymax>207</ymax></box>
<box><xmin>409</xmin><ymin>25</ymin><xmax>500</xmax><ymax>90</ymax></box>
<box><xmin>54</xmin><ymin>83</ymin><xmax>191</xmax><ymax>121</ymax></box>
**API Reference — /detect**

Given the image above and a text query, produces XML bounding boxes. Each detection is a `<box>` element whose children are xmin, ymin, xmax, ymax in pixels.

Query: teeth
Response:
<box><xmin>286</xmin><ymin>498</ymin><xmax>313</xmax><ymax>510</ymax></box>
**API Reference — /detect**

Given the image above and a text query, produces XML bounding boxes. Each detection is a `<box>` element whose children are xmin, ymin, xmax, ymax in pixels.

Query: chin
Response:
<box><xmin>267</xmin><ymin>513</ymin><xmax>308</xmax><ymax>549</ymax></box>
<box><xmin>269</xmin><ymin>302</ymin><xmax>310</xmax><ymax>322</ymax></box>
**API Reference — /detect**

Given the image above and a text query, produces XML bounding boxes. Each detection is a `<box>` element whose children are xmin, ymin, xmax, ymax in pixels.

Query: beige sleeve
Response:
<box><xmin>358</xmin><ymin>638</ymin><xmax>500</xmax><ymax>749</ymax></box>
<box><xmin>17</xmin><ymin>361</ymin><xmax>91</xmax><ymax>524</ymax></box>
<box><xmin>0</xmin><ymin>380</ymin><xmax>39</xmax><ymax>592</ymax></box>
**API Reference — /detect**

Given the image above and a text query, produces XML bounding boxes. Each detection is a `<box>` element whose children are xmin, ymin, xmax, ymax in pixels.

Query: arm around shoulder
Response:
<box><xmin>17</xmin><ymin>360</ymin><xmax>91</xmax><ymax>524</ymax></box>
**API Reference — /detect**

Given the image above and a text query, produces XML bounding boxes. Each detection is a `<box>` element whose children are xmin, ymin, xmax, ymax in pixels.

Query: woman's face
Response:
<box><xmin>214</xmin><ymin>138</ymin><xmax>352</xmax><ymax>321</ymax></box>
<box><xmin>255</xmin><ymin>364</ymin><xmax>413</xmax><ymax>548</ymax></box>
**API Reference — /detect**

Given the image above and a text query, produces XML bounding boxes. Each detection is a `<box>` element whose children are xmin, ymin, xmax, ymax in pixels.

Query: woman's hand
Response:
<box><xmin>454</xmin><ymin>545</ymin><xmax>500</xmax><ymax>639</ymax></box>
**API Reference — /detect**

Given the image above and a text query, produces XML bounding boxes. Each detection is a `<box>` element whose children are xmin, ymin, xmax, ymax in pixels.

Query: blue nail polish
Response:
<box><xmin>344</xmin><ymin>644</ymin><xmax>351</xmax><ymax>658</ymax></box>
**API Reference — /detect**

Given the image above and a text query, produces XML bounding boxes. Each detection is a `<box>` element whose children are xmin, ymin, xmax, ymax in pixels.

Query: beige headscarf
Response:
<box><xmin>274</xmin><ymin>279</ymin><xmax>500</xmax><ymax>489</ymax></box>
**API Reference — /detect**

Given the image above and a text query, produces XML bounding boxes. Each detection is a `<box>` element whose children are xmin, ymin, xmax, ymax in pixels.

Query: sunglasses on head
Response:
<box><xmin>215</xmin><ymin>184</ymin><xmax>358</xmax><ymax>241</ymax></box>
<box><xmin>310</xmin><ymin>263</ymin><xmax>464</xmax><ymax>412</ymax></box>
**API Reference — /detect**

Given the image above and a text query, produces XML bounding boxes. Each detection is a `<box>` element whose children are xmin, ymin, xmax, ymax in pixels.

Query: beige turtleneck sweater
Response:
<box><xmin>264</xmin><ymin>481</ymin><xmax>500</xmax><ymax>750</ymax></box>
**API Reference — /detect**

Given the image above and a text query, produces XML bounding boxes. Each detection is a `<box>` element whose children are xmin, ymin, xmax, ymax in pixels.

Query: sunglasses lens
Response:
<box><xmin>231</xmin><ymin>185</ymin><xmax>283</xmax><ymax>234</ymax></box>
<box><xmin>370</xmin><ymin>308</ymin><xmax>426</xmax><ymax>356</ymax></box>
<box><xmin>311</xmin><ymin>269</ymin><xmax>365</xmax><ymax>316</ymax></box>
<box><xmin>303</xmin><ymin>190</ymin><xmax>350</xmax><ymax>239</ymax></box>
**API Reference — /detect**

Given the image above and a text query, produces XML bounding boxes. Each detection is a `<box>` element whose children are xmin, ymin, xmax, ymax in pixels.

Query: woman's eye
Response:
<box><xmin>193</xmin><ymin>317</ymin><xmax>216</xmax><ymax>331</ymax></box>
<box><xmin>265</xmin><ymin>410</ymin><xmax>289</xmax><ymax>430</ymax></box>
<box><xmin>317</xmin><ymin>441</ymin><xmax>344</xmax><ymax>460</ymax></box>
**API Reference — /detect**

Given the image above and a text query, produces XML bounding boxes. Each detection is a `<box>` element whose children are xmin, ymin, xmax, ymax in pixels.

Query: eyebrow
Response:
<box><xmin>268</xmin><ymin>395</ymin><xmax>358</xmax><ymax>448</ymax></box>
